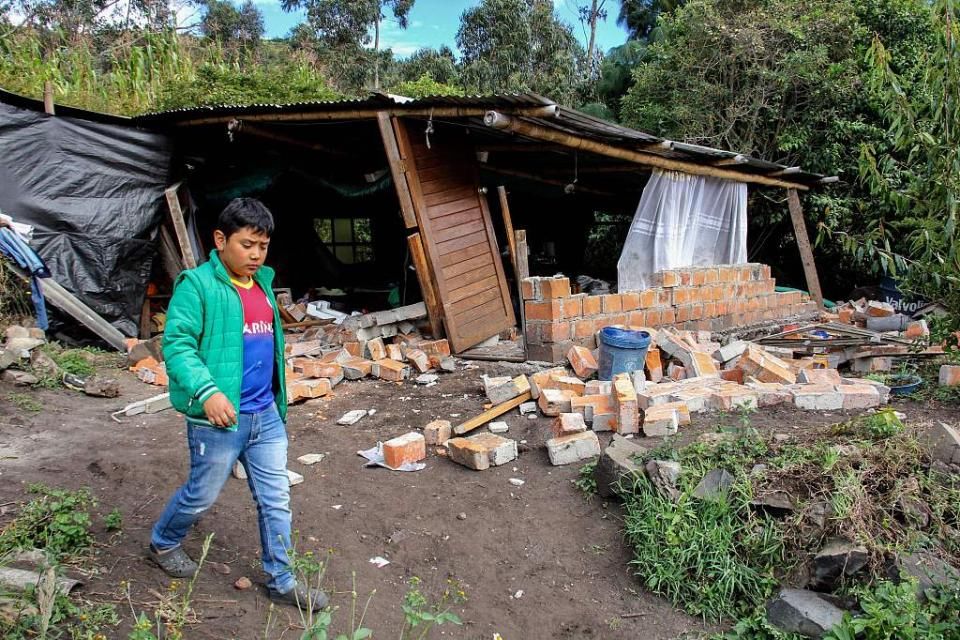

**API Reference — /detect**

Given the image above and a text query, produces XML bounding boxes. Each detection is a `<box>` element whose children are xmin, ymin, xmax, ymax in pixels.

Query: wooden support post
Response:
<box><xmin>378</xmin><ymin>112</ymin><xmax>418</xmax><ymax>229</ymax></box>
<box><xmin>43</xmin><ymin>81</ymin><xmax>54</xmax><ymax>115</ymax></box>
<box><xmin>515</xmin><ymin>229</ymin><xmax>529</xmax><ymax>360</ymax></box>
<box><xmin>497</xmin><ymin>186</ymin><xmax>517</xmax><ymax>271</ymax></box>
<box><xmin>787</xmin><ymin>188</ymin><xmax>825</xmax><ymax>310</ymax></box>
<box><xmin>407</xmin><ymin>233</ymin><xmax>444</xmax><ymax>339</ymax></box>
<box><xmin>164</xmin><ymin>183</ymin><xmax>197</xmax><ymax>269</ymax></box>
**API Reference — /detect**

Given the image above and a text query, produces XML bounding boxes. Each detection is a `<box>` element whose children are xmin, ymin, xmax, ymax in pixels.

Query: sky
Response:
<box><xmin>254</xmin><ymin>0</ymin><xmax>631</xmax><ymax>58</ymax></box>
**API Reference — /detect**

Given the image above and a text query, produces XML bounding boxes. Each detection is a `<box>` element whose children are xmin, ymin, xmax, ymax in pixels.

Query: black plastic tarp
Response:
<box><xmin>0</xmin><ymin>100</ymin><xmax>172</xmax><ymax>337</ymax></box>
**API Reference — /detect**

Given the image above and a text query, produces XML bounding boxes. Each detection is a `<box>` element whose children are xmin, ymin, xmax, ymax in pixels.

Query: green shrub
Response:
<box><xmin>0</xmin><ymin>485</ymin><xmax>95</xmax><ymax>558</ymax></box>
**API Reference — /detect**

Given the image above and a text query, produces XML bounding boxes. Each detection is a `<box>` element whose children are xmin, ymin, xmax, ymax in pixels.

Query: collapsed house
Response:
<box><xmin>0</xmin><ymin>88</ymin><xmax>833</xmax><ymax>361</ymax></box>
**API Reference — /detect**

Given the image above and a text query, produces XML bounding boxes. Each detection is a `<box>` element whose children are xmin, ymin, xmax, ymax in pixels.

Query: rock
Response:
<box><xmin>692</xmin><ymin>469</ymin><xmax>735</xmax><ymax>501</ymax></box>
<box><xmin>287</xmin><ymin>469</ymin><xmax>304</xmax><ymax>486</ymax></box>
<box><xmin>508</xmin><ymin>478</ymin><xmax>525</xmax><ymax>486</ymax></box>
<box><xmin>6</xmin><ymin>337</ymin><xmax>44</xmax><ymax>355</ymax></box>
<box><xmin>645</xmin><ymin>459</ymin><xmax>681</xmax><ymax>501</ymax></box>
<box><xmin>29</xmin><ymin>350</ymin><xmax>61</xmax><ymax>378</ymax></box>
<box><xmin>922</xmin><ymin>422</ymin><xmax>960</xmax><ymax>466</ymax></box>
<box><xmin>0</xmin><ymin>348</ymin><xmax>20</xmax><ymax>371</ymax></box>
<box><xmin>594</xmin><ymin>434</ymin><xmax>647</xmax><ymax>499</ymax></box>
<box><xmin>518</xmin><ymin>401</ymin><xmax>537</xmax><ymax>415</ymax></box>
<box><xmin>807</xmin><ymin>501</ymin><xmax>834</xmax><ymax>530</ymax></box>
<box><xmin>886</xmin><ymin>552</ymin><xmax>960</xmax><ymax>600</ymax></box>
<box><xmin>4</xmin><ymin>325</ymin><xmax>29</xmax><ymax>341</ymax></box>
<box><xmin>438</xmin><ymin>357</ymin><xmax>457</xmax><ymax>373</ymax></box>
<box><xmin>207</xmin><ymin>561</ymin><xmax>231</xmax><ymax>575</ymax></box>
<box><xmin>234</xmin><ymin>576</ymin><xmax>252</xmax><ymax>590</ymax></box>
<box><xmin>766</xmin><ymin>588</ymin><xmax>846</xmax><ymax>638</ymax></box>
<box><xmin>337</xmin><ymin>409</ymin><xmax>368</xmax><ymax>426</ymax></box>
<box><xmin>83</xmin><ymin>375</ymin><xmax>120</xmax><ymax>398</ymax></box>
<box><xmin>810</xmin><ymin>540</ymin><xmax>869</xmax><ymax>589</ymax></box>
<box><xmin>297</xmin><ymin>453</ymin><xmax>326</xmax><ymax>465</ymax></box>
<box><xmin>751</xmin><ymin>490</ymin><xmax>795</xmax><ymax>517</ymax></box>
<box><xmin>415</xmin><ymin>374</ymin><xmax>439</xmax><ymax>385</ymax></box>
<box><xmin>457</xmin><ymin>512</ymin><xmax>467</xmax><ymax>521</ymax></box>
<box><xmin>894</xmin><ymin>477</ymin><xmax>931</xmax><ymax>529</ymax></box>
<box><xmin>1</xmin><ymin>370</ymin><xmax>38</xmax><ymax>386</ymax></box>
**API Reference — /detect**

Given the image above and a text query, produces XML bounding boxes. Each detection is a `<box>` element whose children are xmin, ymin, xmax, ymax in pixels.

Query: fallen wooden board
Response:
<box><xmin>453</xmin><ymin>391</ymin><xmax>532</xmax><ymax>436</ymax></box>
<box><xmin>0</xmin><ymin>567</ymin><xmax>82</xmax><ymax>595</ymax></box>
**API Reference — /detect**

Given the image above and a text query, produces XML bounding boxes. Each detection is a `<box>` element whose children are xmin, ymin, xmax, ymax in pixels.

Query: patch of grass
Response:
<box><xmin>824</xmin><ymin>579</ymin><xmax>960</xmax><ymax>639</ymax></box>
<box><xmin>574</xmin><ymin>460</ymin><xmax>598</xmax><ymax>495</ymax></box>
<box><xmin>104</xmin><ymin>508</ymin><xmax>123</xmax><ymax>532</ymax></box>
<box><xmin>5</xmin><ymin>392</ymin><xmax>42</xmax><ymax>413</ymax></box>
<box><xmin>0</xmin><ymin>485</ymin><xmax>95</xmax><ymax>558</ymax></box>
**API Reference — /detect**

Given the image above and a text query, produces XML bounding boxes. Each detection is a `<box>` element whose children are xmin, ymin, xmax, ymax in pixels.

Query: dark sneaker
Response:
<box><xmin>268</xmin><ymin>583</ymin><xmax>329</xmax><ymax>612</ymax></box>
<box><xmin>148</xmin><ymin>544</ymin><xmax>198</xmax><ymax>579</ymax></box>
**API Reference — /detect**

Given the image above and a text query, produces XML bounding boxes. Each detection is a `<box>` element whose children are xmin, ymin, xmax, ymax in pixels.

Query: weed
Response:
<box><xmin>399</xmin><ymin>576</ymin><xmax>464</xmax><ymax>640</ymax></box>
<box><xmin>825</xmin><ymin>579</ymin><xmax>960</xmax><ymax>639</ymax></box>
<box><xmin>104</xmin><ymin>508</ymin><xmax>123</xmax><ymax>532</ymax></box>
<box><xmin>711</xmin><ymin>605</ymin><xmax>804</xmax><ymax>639</ymax></box>
<box><xmin>6</xmin><ymin>392</ymin><xmax>41</xmax><ymax>413</ymax></box>
<box><xmin>859</xmin><ymin>409</ymin><xmax>904</xmax><ymax>439</ymax></box>
<box><xmin>573</xmin><ymin>460</ymin><xmax>598</xmax><ymax>495</ymax></box>
<box><xmin>0</xmin><ymin>485</ymin><xmax>95</xmax><ymax>558</ymax></box>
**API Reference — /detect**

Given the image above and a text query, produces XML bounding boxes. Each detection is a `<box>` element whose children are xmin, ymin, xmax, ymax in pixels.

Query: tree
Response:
<box><xmin>617</xmin><ymin>0</ymin><xmax>684</xmax><ymax>40</ymax></box>
<box><xmin>576</xmin><ymin>0</ymin><xmax>608</xmax><ymax>77</ymax></box>
<box><xmin>200</xmin><ymin>0</ymin><xmax>264</xmax><ymax>57</ymax></box>
<box><xmin>389</xmin><ymin>72</ymin><xmax>464</xmax><ymax>98</ymax></box>
<box><xmin>457</xmin><ymin>0</ymin><xmax>584</xmax><ymax>105</ymax></box>
<box><xmin>399</xmin><ymin>45</ymin><xmax>458</xmax><ymax>84</ymax></box>
<box><xmin>280</xmin><ymin>0</ymin><xmax>414</xmax><ymax>89</ymax></box>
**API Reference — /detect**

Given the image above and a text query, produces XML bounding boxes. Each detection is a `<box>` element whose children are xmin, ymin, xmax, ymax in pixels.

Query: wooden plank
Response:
<box><xmin>453</xmin><ymin>392</ymin><xmax>532</xmax><ymax>435</ymax></box>
<box><xmin>448</xmin><ymin>274</ymin><xmax>499</xmax><ymax>304</ymax></box>
<box><xmin>139</xmin><ymin>297</ymin><xmax>152</xmax><ymax>339</ymax></box>
<box><xmin>515</xmin><ymin>230</ymin><xmax>529</xmax><ymax>281</ymax></box>
<box><xmin>378</xmin><ymin>113</ymin><xmax>418</xmax><ymax>229</ymax></box>
<box><xmin>497</xmin><ymin>186</ymin><xmax>518</xmax><ymax>272</ymax></box>
<box><xmin>420</xmin><ymin>177</ymin><xmax>462</xmax><ymax>196</ymax></box>
<box><xmin>424</xmin><ymin>186</ymin><xmax>476</xmax><ymax>208</ymax></box>
<box><xmin>441</xmin><ymin>253</ymin><xmax>494</xmax><ymax>279</ymax></box>
<box><xmin>158</xmin><ymin>225</ymin><xmax>185</xmax><ymax>280</ymax></box>
<box><xmin>428</xmin><ymin>195</ymin><xmax>479</xmax><ymax>219</ymax></box>
<box><xmin>431</xmin><ymin>208</ymin><xmax>482</xmax><ymax>232</ymax></box>
<box><xmin>787</xmin><ymin>189</ymin><xmax>824</xmax><ymax>309</ymax></box>
<box><xmin>445</xmin><ymin>263</ymin><xmax>498</xmax><ymax>291</ymax></box>
<box><xmin>407</xmin><ymin>233</ymin><xmax>444</xmax><ymax>338</ymax></box>
<box><xmin>449</xmin><ymin>287</ymin><xmax>501</xmax><ymax>316</ymax></box>
<box><xmin>436</xmin><ymin>230</ymin><xmax>487</xmax><ymax>255</ymax></box>
<box><xmin>43</xmin><ymin>81</ymin><xmax>55</xmax><ymax>115</ymax></box>
<box><xmin>418</xmin><ymin>164</ymin><xmax>462</xmax><ymax>183</ymax></box>
<box><xmin>165</xmin><ymin>183</ymin><xmax>198</xmax><ymax>269</ymax></box>
<box><xmin>476</xmin><ymin>180</ymin><xmax>516</xmax><ymax>328</ymax></box>
<box><xmin>433</xmin><ymin>219</ymin><xmax>485</xmax><ymax>244</ymax></box>
<box><xmin>438</xmin><ymin>242</ymin><xmax>489</xmax><ymax>269</ymax></box>
<box><xmin>456</xmin><ymin>300</ymin><xmax>509</xmax><ymax>329</ymax></box>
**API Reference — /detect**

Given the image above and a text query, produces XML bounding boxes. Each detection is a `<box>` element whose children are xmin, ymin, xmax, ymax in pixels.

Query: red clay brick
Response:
<box><xmin>520</xmin><ymin>278</ymin><xmax>539</xmax><ymax>300</ymax></box>
<box><xmin>541</xmin><ymin>277</ymin><xmax>571</xmax><ymax>299</ymax></box>
<box><xmin>525</xmin><ymin>322</ymin><xmax>542</xmax><ymax>345</ymax></box>
<box><xmin>621</xmin><ymin>292</ymin><xmax>640</xmax><ymax>311</ymax></box>
<box><xmin>582</xmin><ymin>295</ymin><xmax>603</xmax><ymax>317</ymax></box>
<box><xmin>572</xmin><ymin>318</ymin><xmax>596</xmax><ymax>338</ymax></box>
<box><xmin>639</xmin><ymin>289</ymin><xmax>657</xmax><ymax>308</ymax></box>
<box><xmin>383</xmin><ymin>432</ymin><xmax>426</xmax><ymax>469</ymax></box>
<box><xmin>691</xmin><ymin>269</ymin><xmax>706</xmax><ymax>286</ymax></box>
<box><xmin>673</xmin><ymin>287</ymin><xmax>691</xmax><ymax>306</ymax></box>
<box><xmin>567</xmin><ymin>345</ymin><xmax>598</xmax><ymax>378</ymax></box>
<box><xmin>629</xmin><ymin>311</ymin><xmax>646</xmax><ymax>326</ymax></box>
<box><xmin>661</xmin><ymin>307</ymin><xmax>676</xmax><ymax>325</ymax></box>
<box><xmin>525</xmin><ymin>299</ymin><xmax>563</xmax><ymax>321</ymax></box>
<box><xmin>676</xmin><ymin>305</ymin><xmax>691</xmax><ymax>323</ymax></box>
<box><xmin>602</xmin><ymin>294</ymin><xmax>623</xmax><ymax>314</ymax></box>
<box><xmin>646</xmin><ymin>308</ymin><xmax>662</xmax><ymax>326</ymax></box>
<box><xmin>703</xmin><ymin>302</ymin><xmax>717</xmax><ymax>318</ymax></box>
<box><xmin>562</xmin><ymin>295</ymin><xmax>583</xmax><ymax>319</ymax></box>
<box><xmin>543</xmin><ymin>321</ymin><xmax>571</xmax><ymax>342</ymax></box>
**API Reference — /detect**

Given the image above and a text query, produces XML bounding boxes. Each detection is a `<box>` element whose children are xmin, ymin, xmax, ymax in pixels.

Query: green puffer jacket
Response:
<box><xmin>163</xmin><ymin>251</ymin><xmax>287</xmax><ymax>428</ymax></box>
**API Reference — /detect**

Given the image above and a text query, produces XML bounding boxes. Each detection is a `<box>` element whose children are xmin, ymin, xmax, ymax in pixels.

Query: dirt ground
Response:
<box><xmin>1</xmin><ymin>359</ymin><xmax>954</xmax><ymax>640</ymax></box>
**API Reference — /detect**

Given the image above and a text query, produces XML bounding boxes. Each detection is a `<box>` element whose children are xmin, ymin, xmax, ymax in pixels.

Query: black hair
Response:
<box><xmin>216</xmin><ymin>198</ymin><xmax>274</xmax><ymax>238</ymax></box>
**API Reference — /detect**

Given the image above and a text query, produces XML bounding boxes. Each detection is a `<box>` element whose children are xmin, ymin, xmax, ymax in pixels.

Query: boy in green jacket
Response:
<box><xmin>149</xmin><ymin>198</ymin><xmax>326</xmax><ymax>611</ymax></box>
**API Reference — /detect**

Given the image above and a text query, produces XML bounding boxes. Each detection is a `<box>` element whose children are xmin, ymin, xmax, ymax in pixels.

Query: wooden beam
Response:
<box><xmin>712</xmin><ymin>155</ymin><xmax>747</xmax><ymax>167</ymax></box>
<box><xmin>164</xmin><ymin>183</ymin><xmax>198</xmax><ymax>269</ymax></box>
<box><xmin>407</xmin><ymin>232</ymin><xmax>444</xmax><ymax>339</ymax></box>
<box><xmin>515</xmin><ymin>229</ymin><xmax>529</xmax><ymax>361</ymax></box>
<box><xmin>378</xmin><ymin>112</ymin><xmax>418</xmax><ymax>228</ymax></box>
<box><xmin>497</xmin><ymin>186</ymin><xmax>517</xmax><ymax>271</ymax></box>
<box><xmin>43</xmin><ymin>81</ymin><xmax>54</xmax><ymax>115</ymax></box>
<box><xmin>482</xmin><ymin>165</ymin><xmax>617</xmax><ymax>197</ymax></box>
<box><xmin>483</xmin><ymin>112</ymin><xmax>809</xmax><ymax>191</ymax></box>
<box><xmin>232</xmin><ymin>120</ymin><xmax>353</xmax><ymax>157</ymax></box>
<box><xmin>174</xmin><ymin>105</ymin><xmax>560</xmax><ymax>127</ymax></box>
<box><xmin>787</xmin><ymin>188</ymin><xmax>824</xmax><ymax>310</ymax></box>
<box><xmin>453</xmin><ymin>391</ymin><xmax>532</xmax><ymax>435</ymax></box>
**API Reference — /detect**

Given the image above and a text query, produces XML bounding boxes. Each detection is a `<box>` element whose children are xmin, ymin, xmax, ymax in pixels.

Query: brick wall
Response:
<box><xmin>522</xmin><ymin>264</ymin><xmax>817</xmax><ymax>363</ymax></box>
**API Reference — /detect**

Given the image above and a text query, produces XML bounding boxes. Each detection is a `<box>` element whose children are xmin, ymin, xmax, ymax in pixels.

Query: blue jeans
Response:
<box><xmin>151</xmin><ymin>403</ymin><xmax>295</xmax><ymax>593</ymax></box>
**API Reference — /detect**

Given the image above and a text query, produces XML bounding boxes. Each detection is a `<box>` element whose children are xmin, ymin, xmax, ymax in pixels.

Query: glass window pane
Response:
<box><xmin>353</xmin><ymin>218</ymin><xmax>373</xmax><ymax>243</ymax></box>
<box><xmin>334</xmin><ymin>218</ymin><xmax>353</xmax><ymax>243</ymax></box>
<box><xmin>334</xmin><ymin>245</ymin><xmax>354</xmax><ymax>264</ymax></box>
<box><xmin>314</xmin><ymin>219</ymin><xmax>332</xmax><ymax>243</ymax></box>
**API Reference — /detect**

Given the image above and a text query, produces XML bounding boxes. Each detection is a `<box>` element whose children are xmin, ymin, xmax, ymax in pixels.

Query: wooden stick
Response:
<box><xmin>787</xmin><ymin>189</ymin><xmax>824</xmax><ymax>309</ymax></box>
<box><xmin>497</xmin><ymin>186</ymin><xmax>518</xmax><ymax>272</ymax></box>
<box><xmin>515</xmin><ymin>229</ymin><xmax>529</xmax><ymax>360</ymax></box>
<box><xmin>378</xmin><ymin>113</ymin><xmax>418</xmax><ymax>229</ymax></box>
<box><xmin>164</xmin><ymin>183</ymin><xmax>198</xmax><ymax>269</ymax></box>
<box><xmin>483</xmin><ymin>112</ymin><xmax>810</xmax><ymax>191</ymax></box>
<box><xmin>407</xmin><ymin>233</ymin><xmax>444</xmax><ymax>339</ymax></box>
<box><xmin>43</xmin><ymin>81</ymin><xmax>54</xmax><ymax>115</ymax></box>
<box><xmin>453</xmin><ymin>392</ymin><xmax>531</xmax><ymax>435</ymax></box>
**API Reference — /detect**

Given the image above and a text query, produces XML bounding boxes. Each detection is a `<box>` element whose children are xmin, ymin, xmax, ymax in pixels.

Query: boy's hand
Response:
<box><xmin>203</xmin><ymin>393</ymin><xmax>237</xmax><ymax>427</ymax></box>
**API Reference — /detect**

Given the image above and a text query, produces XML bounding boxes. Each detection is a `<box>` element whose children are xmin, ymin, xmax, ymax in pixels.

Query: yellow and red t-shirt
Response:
<box><xmin>231</xmin><ymin>277</ymin><xmax>275</xmax><ymax>413</ymax></box>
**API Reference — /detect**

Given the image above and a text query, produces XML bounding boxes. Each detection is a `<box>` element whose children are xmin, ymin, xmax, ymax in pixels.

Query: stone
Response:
<box><xmin>423</xmin><ymin>419</ymin><xmax>452</xmax><ymax>445</ymax></box>
<box><xmin>4</xmin><ymin>325</ymin><xmax>29</xmax><ymax>341</ymax></box>
<box><xmin>766</xmin><ymin>589</ymin><xmax>845</xmax><ymax>638</ymax></box>
<box><xmin>382</xmin><ymin>432</ymin><xmax>426</xmax><ymax>469</ymax></box>
<box><xmin>488</xmin><ymin>421</ymin><xmax>509</xmax><ymax>434</ymax></box>
<box><xmin>886</xmin><ymin>552</ymin><xmax>960</xmax><ymax>600</ymax></box>
<box><xmin>518</xmin><ymin>401</ymin><xmax>537</xmax><ymax>415</ymax></box>
<box><xmin>645</xmin><ymin>459</ymin><xmax>681</xmax><ymax>501</ymax></box>
<box><xmin>692</xmin><ymin>468</ymin><xmax>735</xmax><ymax>501</ymax></box>
<box><xmin>546</xmin><ymin>431</ymin><xmax>601</xmax><ymax>466</ymax></box>
<box><xmin>6</xmin><ymin>337</ymin><xmax>44</xmax><ymax>355</ymax></box>
<box><xmin>810</xmin><ymin>540</ymin><xmax>869</xmax><ymax>589</ymax></box>
<box><xmin>750</xmin><ymin>490</ymin><xmax>795</xmax><ymax>517</ymax></box>
<box><xmin>234</xmin><ymin>576</ymin><xmax>253</xmax><ymax>590</ymax></box>
<box><xmin>297</xmin><ymin>453</ymin><xmax>326</xmax><ymax>465</ymax></box>
<box><xmin>1</xmin><ymin>370</ymin><xmax>38</xmax><ymax>386</ymax></box>
<box><xmin>447</xmin><ymin>433</ymin><xmax>518</xmax><ymax>470</ymax></box>
<box><xmin>287</xmin><ymin>469</ymin><xmax>305</xmax><ymax>486</ymax></box>
<box><xmin>438</xmin><ymin>357</ymin><xmax>457</xmax><ymax>373</ymax></box>
<box><xmin>921</xmin><ymin>422</ymin><xmax>960</xmax><ymax>465</ymax></box>
<box><xmin>83</xmin><ymin>375</ymin><xmax>120</xmax><ymax>398</ymax></box>
<box><xmin>939</xmin><ymin>365</ymin><xmax>960</xmax><ymax>387</ymax></box>
<box><xmin>552</xmin><ymin>412</ymin><xmax>587</xmax><ymax>437</ymax></box>
<box><xmin>594</xmin><ymin>434</ymin><xmax>647</xmax><ymax>498</ymax></box>
<box><xmin>337</xmin><ymin>409</ymin><xmax>368</xmax><ymax>426</ymax></box>
<box><xmin>415</xmin><ymin>374</ymin><xmax>439</xmax><ymax>385</ymax></box>
<box><xmin>30</xmin><ymin>350</ymin><xmax>62</xmax><ymax>378</ymax></box>
<box><xmin>0</xmin><ymin>348</ymin><xmax>19</xmax><ymax>371</ymax></box>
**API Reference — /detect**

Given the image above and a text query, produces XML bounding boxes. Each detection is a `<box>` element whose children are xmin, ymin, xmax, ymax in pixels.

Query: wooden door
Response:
<box><xmin>393</xmin><ymin>119</ymin><xmax>516</xmax><ymax>352</ymax></box>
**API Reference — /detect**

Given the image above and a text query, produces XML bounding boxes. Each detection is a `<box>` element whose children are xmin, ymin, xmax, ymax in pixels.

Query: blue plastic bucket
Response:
<box><xmin>597</xmin><ymin>327</ymin><xmax>652</xmax><ymax>381</ymax></box>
